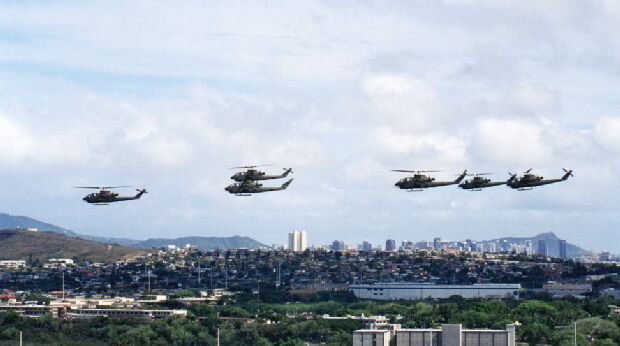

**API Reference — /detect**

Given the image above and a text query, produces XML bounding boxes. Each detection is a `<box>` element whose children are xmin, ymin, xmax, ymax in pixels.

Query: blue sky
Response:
<box><xmin>0</xmin><ymin>1</ymin><xmax>619</xmax><ymax>251</ymax></box>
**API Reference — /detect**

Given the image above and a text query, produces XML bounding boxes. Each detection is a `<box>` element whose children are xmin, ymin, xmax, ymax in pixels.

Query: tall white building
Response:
<box><xmin>288</xmin><ymin>230</ymin><xmax>307</xmax><ymax>252</ymax></box>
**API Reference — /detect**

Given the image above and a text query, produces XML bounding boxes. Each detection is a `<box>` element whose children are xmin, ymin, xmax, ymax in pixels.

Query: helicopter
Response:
<box><xmin>77</xmin><ymin>186</ymin><xmax>148</xmax><ymax>205</ymax></box>
<box><xmin>225</xmin><ymin>179</ymin><xmax>294</xmax><ymax>196</ymax></box>
<box><xmin>507</xmin><ymin>168</ymin><xmax>573</xmax><ymax>190</ymax></box>
<box><xmin>230</xmin><ymin>165</ymin><xmax>293</xmax><ymax>182</ymax></box>
<box><xmin>458</xmin><ymin>173</ymin><xmax>510</xmax><ymax>191</ymax></box>
<box><xmin>392</xmin><ymin>169</ymin><xmax>468</xmax><ymax>191</ymax></box>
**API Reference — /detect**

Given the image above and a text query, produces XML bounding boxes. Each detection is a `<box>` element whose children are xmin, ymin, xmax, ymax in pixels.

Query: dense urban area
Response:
<box><xmin>1</xmin><ymin>229</ymin><xmax>620</xmax><ymax>345</ymax></box>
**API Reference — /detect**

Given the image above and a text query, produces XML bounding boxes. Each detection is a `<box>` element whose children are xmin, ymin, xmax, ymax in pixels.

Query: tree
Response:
<box><xmin>521</xmin><ymin>322</ymin><xmax>551</xmax><ymax>345</ymax></box>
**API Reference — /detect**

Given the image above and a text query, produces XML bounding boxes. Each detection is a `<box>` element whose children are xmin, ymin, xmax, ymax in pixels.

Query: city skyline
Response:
<box><xmin>1</xmin><ymin>2</ymin><xmax>619</xmax><ymax>251</ymax></box>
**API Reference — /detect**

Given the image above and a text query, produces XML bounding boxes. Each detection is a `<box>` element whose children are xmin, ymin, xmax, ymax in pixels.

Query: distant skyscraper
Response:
<box><xmin>559</xmin><ymin>239</ymin><xmax>567</xmax><ymax>259</ymax></box>
<box><xmin>385</xmin><ymin>239</ymin><xmax>396</xmax><ymax>252</ymax></box>
<box><xmin>525</xmin><ymin>240</ymin><xmax>534</xmax><ymax>256</ymax></box>
<box><xmin>538</xmin><ymin>239</ymin><xmax>547</xmax><ymax>256</ymax></box>
<box><xmin>401</xmin><ymin>241</ymin><xmax>414</xmax><ymax>250</ymax></box>
<box><xmin>288</xmin><ymin>230</ymin><xmax>307</xmax><ymax>252</ymax></box>
<box><xmin>433</xmin><ymin>237</ymin><xmax>442</xmax><ymax>250</ymax></box>
<box><xmin>487</xmin><ymin>243</ymin><xmax>497</xmax><ymax>253</ymax></box>
<box><xmin>360</xmin><ymin>241</ymin><xmax>372</xmax><ymax>252</ymax></box>
<box><xmin>332</xmin><ymin>240</ymin><xmax>345</xmax><ymax>251</ymax></box>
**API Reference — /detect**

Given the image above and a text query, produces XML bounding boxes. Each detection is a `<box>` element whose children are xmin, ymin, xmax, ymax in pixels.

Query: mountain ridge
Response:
<box><xmin>481</xmin><ymin>231</ymin><xmax>584</xmax><ymax>258</ymax></box>
<box><xmin>0</xmin><ymin>212</ymin><xmax>267</xmax><ymax>250</ymax></box>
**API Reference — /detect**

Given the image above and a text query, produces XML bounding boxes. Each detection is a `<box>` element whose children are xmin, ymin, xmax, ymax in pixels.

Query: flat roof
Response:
<box><xmin>349</xmin><ymin>283</ymin><xmax>521</xmax><ymax>289</ymax></box>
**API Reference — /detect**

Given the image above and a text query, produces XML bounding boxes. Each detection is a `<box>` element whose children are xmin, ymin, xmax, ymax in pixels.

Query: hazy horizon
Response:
<box><xmin>1</xmin><ymin>2</ymin><xmax>619</xmax><ymax>251</ymax></box>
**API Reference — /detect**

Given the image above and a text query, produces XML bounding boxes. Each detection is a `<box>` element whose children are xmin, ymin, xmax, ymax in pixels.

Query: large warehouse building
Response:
<box><xmin>349</xmin><ymin>283</ymin><xmax>521</xmax><ymax>300</ymax></box>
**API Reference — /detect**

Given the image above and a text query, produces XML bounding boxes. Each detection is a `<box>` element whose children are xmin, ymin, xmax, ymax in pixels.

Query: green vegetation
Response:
<box><xmin>2</xmin><ymin>297</ymin><xmax>620</xmax><ymax>345</ymax></box>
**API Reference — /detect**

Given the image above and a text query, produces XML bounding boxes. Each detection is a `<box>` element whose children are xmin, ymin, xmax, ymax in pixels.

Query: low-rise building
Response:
<box><xmin>0</xmin><ymin>260</ymin><xmax>26</xmax><ymax>269</ymax></box>
<box><xmin>354</xmin><ymin>324</ymin><xmax>516</xmax><ymax>346</ymax></box>
<box><xmin>65</xmin><ymin>308</ymin><xmax>187</xmax><ymax>319</ymax></box>
<box><xmin>353</xmin><ymin>329</ymin><xmax>391</xmax><ymax>346</ymax></box>
<box><xmin>349</xmin><ymin>283</ymin><xmax>521</xmax><ymax>301</ymax></box>
<box><xmin>542</xmin><ymin>282</ymin><xmax>592</xmax><ymax>297</ymax></box>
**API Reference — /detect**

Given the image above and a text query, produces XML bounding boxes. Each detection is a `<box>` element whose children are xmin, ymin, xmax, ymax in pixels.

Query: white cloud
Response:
<box><xmin>593</xmin><ymin>116</ymin><xmax>620</xmax><ymax>153</ymax></box>
<box><xmin>472</xmin><ymin>118</ymin><xmax>551</xmax><ymax>166</ymax></box>
<box><xmin>0</xmin><ymin>113</ymin><xmax>34</xmax><ymax>165</ymax></box>
<box><xmin>0</xmin><ymin>1</ymin><xmax>619</xmax><ymax>251</ymax></box>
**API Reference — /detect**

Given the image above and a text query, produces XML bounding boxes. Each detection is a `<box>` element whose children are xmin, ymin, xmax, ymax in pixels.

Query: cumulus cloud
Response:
<box><xmin>0</xmin><ymin>113</ymin><xmax>34</xmax><ymax>165</ymax></box>
<box><xmin>0</xmin><ymin>1</ymin><xmax>619</xmax><ymax>251</ymax></box>
<box><xmin>472</xmin><ymin>118</ymin><xmax>551</xmax><ymax>166</ymax></box>
<box><xmin>593</xmin><ymin>116</ymin><xmax>620</xmax><ymax>153</ymax></box>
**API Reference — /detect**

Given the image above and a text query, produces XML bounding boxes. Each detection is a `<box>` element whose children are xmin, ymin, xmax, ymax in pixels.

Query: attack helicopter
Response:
<box><xmin>230</xmin><ymin>165</ymin><xmax>293</xmax><ymax>182</ymax></box>
<box><xmin>458</xmin><ymin>173</ymin><xmax>510</xmax><ymax>191</ymax></box>
<box><xmin>392</xmin><ymin>169</ymin><xmax>468</xmax><ymax>191</ymax></box>
<box><xmin>226</xmin><ymin>164</ymin><xmax>295</xmax><ymax>196</ymax></box>
<box><xmin>225</xmin><ymin>179</ymin><xmax>294</xmax><ymax>196</ymax></box>
<box><xmin>507</xmin><ymin>168</ymin><xmax>573</xmax><ymax>190</ymax></box>
<box><xmin>77</xmin><ymin>186</ymin><xmax>148</xmax><ymax>205</ymax></box>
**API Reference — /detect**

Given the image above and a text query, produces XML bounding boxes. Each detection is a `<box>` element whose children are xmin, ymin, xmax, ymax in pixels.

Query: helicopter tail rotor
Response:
<box><xmin>562</xmin><ymin>168</ymin><xmax>573</xmax><ymax>180</ymax></box>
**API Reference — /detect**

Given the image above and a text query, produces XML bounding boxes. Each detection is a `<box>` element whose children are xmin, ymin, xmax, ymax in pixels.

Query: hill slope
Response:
<box><xmin>134</xmin><ymin>235</ymin><xmax>267</xmax><ymax>250</ymax></box>
<box><xmin>0</xmin><ymin>229</ymin><xmax>144</xmax><ymax>263</ymax></box>
<box><xmin>0</xmin><ymin>213</ymin><xmax>76</xmax><ymax>235</ymax></box>
<box><xmin>0</xmin><ymin>213</ymin><xmax>267</xmax><ymax>250</ymax></box>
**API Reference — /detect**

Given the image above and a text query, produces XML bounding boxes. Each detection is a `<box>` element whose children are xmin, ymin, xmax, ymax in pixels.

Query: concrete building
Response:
<box><xmin>433</xmin><ymin>237</ymin><xmax>442</xmax><ymax>250</ymax></box>
<box><xmin>332</xmin><ymin>240</ymin><xmax>346</xmax><ymax>251</ymax></box>
<box><xmin>525</xmin><ymin>240</ymin><xmax>534</xmax><ymax>256</ymax></box>
<box><xmin>288</xmin><ymin>230</ymin><xmax>307</xmax><ymax>252</ymax></box>
<box><xmin>349</xmin><ymin>283</ymin><xmax>521</xmax><ymax>301</ymax></box>
<box><xmin>559</xmin><ymin>239</ymin><xmax>567</xmax><ymax>259</ymax></box>
<box><xmin>537</xmin><ymin>240</ymin><xmax>547</xmax><ymax>256</ymax></box>
<box><xmin>542</xmin><ymin>282</ymin><xmax>592</xmax><ymax>297</ymax></box>
<box><xmin>66</xmin><ymin>308</ymin><xmax>187</xmax><ymax>319</ymax></box>
<box><xmin>0</xmin><ymin>260</ymin><xmax>26</xmax><ymax>268</ymax></box>
<box><xmin>353</xmin><ymin>329</ymin><xmax>391</xmax><ymax>346</ymax></box>
<box><xmin>354</xmin><ymin>324</ymin><xmax>516</xmax><ymax>346</ymax></box>
<box><xmin>386</xmin><ymin>239</ymin><xmax>396</xmax><ymax>252</ymax></box>
<box><xmin>360</xmin><ymin>241</ymin><xmax>372</xmax><ymax>252</ymax></box>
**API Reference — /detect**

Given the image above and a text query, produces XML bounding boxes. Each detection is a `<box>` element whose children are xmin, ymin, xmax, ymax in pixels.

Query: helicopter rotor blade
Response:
<box><xmin>229</xmin><ymin>164</ymin><xmax>274</xmax><ymax>169</ymax></box>
<box><xmin>75</xmin><ymin>186</ymin><xmax>132</xmax><ymax>189</ymax></box>
<box><xmin>391</xmin><ymin>169</ymin><xmax>441</xmax><ymax>173</ymax></box>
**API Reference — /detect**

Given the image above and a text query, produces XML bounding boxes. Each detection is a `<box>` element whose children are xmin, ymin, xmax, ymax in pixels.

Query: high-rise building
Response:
<box><xmin>360</xmin><ymin>241</ymin><xmax>372</xmax><ymax>252</ymax></box>
<box><xmin>401</xmin><ymin>241</ymin><xmax>414</xmax><ymax>250</ymax></box>
<box><xmin>288</xmin><ymin>230</ymin><xmax>307</xmax><ymax>252</ymax></box>
<box><xmin>332</xmin><ymin>240</ymin><xmax>346</xmax><ymax>251</ymax></box>
<box><xmin>487</xmin><ymin>243</ymin><xmax>497</xmax><ymax>253</ymax></box>
<box><xmin>537</xmin><ymin>239</ymin><xmax>547</xmax><ymax>256</ymax></box>
<box><xmin>525</xmin><ymin>240</ymin><xmax>534</xmax><ymax>256</ymax></box>
<box><xmin>433</xmin><ymin>237</ymin><xmax>442</xmax><ymax>250</ymax></box>
<box><xmin>559</xmin><ymin>239</ymin><xmax>567</xmax><ymax>259</ymax></box>
<box><xmin>385</xmin><ymin>239</ymin><xmax>396</xmax><ymax>252</ymax></box>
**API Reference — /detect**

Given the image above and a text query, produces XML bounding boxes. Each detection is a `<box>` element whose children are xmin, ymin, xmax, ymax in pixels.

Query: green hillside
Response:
<box><xmin>0</xmin><ymin>229</ymin><xmax>144</xmax><ymax>263</ymax></box>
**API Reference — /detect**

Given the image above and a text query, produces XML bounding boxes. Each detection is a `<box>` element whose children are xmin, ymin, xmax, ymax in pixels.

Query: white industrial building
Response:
<box><xmin>354</xmin><ymin>324</ymin><xmax>516</xmax><ymax>346</ymax></box>
<box><xmin>0</xmin><ymin>260</ymin><xmax>26</xmax><ymax>268</ymax></box>
<box><xmin>288</xmin><ymin>230</ymin><xmax>307</xmax><ymax>252</ymax></box>
<box><xmin>349</xmin><ymin>283</ymin><xmax>521</xmax><ymax>300</ymax></box>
